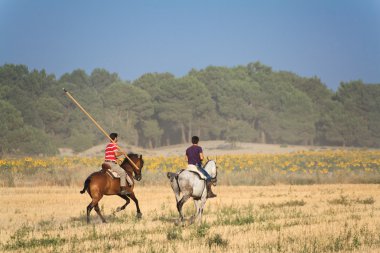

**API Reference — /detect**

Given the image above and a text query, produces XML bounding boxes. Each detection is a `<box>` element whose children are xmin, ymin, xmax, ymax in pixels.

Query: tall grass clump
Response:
<box><xmin>207</xmin><ymin>233</ymin><xmax>228</xmax><ymax>248</ymax></box>
<box><xmin>166</xmin><ymin>227</ymin><xmax>182</xmax><ymax>241</ymax></box>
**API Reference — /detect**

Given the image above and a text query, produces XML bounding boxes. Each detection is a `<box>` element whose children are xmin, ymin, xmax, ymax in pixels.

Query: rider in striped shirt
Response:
<box><xmin>104</xmin><ymin>133</ymin><xmax>132</xmax><ymax>195</ymax></box>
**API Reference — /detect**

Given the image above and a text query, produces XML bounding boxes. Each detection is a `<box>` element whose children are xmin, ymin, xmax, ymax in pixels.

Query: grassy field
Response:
<box><xmin>1</xmin><ymin>184</ymin><xmax>380</xmax><ymax>252</ymax></box>
<box><xmin>1</xmin><ymin>147</ymin><xmax>379</xmax><ymax>252</ymax></box>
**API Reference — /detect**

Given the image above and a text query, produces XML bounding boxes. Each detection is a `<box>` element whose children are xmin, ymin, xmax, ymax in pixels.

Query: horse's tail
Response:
<box><xmin>167</xmin><ymin>172</ymin><xmax>181</xmax><ymax>194</ymax></box>
<box><xmin>80</xmin><ymin>177</ymin><xmax>91</xmax><ymax>194</ymax></box>
<box><xmin>167</xmin><ymin>172</ymin><xmax>177</xmax><ymax>180</ymax></box>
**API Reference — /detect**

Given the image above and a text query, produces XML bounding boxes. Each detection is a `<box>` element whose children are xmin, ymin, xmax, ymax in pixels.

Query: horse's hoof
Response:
<box><xmin>136</xmin><ymin>212</ymin><xmax>142</xmax><ymax>219</ymax></box>
<box><xmin>116</xmin><ymin>207</ymin><xmax>122</xmax><ymax>212</ymax></box>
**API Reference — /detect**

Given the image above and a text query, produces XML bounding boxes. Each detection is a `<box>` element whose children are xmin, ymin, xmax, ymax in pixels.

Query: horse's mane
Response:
<box><xmin>121</xmin><ymin>153</ymin><xmax>144</xmax><ymax>168</ymax></box>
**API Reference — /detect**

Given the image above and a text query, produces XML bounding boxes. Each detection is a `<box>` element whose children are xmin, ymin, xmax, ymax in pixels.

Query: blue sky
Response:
<box><xmin>1</xmin><ymin>0</ymin><xmax>379</xmax><ymax>90</ymax></box>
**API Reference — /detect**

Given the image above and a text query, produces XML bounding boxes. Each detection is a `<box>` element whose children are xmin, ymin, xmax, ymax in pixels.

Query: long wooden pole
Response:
<box><xmin>63</xmin><ymin>88</ymin><xmax>139</xmax><ymax>171</ymax></box>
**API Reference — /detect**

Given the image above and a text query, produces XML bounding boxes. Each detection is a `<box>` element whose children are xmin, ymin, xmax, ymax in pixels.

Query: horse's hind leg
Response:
<box><xmin>87</xmin><ymin>196</ymin><xmax>104</xmax><ymax>224</ymax></box>
<box><xmin>129</xmin><ymin>193</ymin><xmax>142</xmax><ymax>218</ymax></box>
<box><xmin>190</xmin><ymin>200</ymin><xmax>199</xmax><ymax>224</ymax></box>
<box><xmin>86</xmin><ymin>203</ymin><xmax>94</xmax><ymax>224</ymax></box>
<box><xmin>94</xmin><ymin>204</ymin><xmax>107</xmax><ymax>223</ymax></box>
<box><xmin>177</xmin><ymin>195</ymin><xmax>191</xmax><ymax>221</ymax></box>
<box><xmin>116</xmin><ymin>195</ymin><xmax>130</xmax><ymax>212</ymax></box>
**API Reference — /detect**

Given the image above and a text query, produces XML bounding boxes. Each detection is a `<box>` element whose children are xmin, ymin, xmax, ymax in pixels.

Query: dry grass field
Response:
<box><xmin>1</xmin><ymin>143</ymin><xmax>379</xmax><ymax>252</ymax></box>
<box><xmin>1</xmin><ymin>184</ymin><xmax>380</xmax><ymax>253</ymax></box>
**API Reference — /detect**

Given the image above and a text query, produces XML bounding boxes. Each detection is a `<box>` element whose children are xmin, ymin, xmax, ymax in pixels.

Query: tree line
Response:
<box><xmin>0</xmin><ymin>62</ymin><xmax>379</xmax><ymax>155</ymax></box>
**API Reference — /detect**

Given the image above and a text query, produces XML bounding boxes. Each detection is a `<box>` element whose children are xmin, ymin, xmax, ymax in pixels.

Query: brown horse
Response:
<box><xmin>80</xmin><ymin>153</ymin><xmax>144</xmax><ymax>223</ymax></box>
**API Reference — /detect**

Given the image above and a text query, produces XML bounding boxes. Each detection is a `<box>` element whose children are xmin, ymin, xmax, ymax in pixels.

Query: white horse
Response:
<box><xmin>167</xmin><ymin>160</ymin><xmax>217</xmax><ymax>224</ymax></box>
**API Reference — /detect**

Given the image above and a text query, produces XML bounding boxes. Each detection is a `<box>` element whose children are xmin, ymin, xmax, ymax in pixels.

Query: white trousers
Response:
<box><xmin>105</xmin><ymin>161</ymin><xmax>133</xmax><ymax>187</ymax></box>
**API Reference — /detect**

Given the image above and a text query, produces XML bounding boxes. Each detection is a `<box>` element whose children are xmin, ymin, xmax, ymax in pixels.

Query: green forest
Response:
<box><xmin>0</xmin><ymin>62</ymin><xmax>379</xmax><ymax>156</ymax></box>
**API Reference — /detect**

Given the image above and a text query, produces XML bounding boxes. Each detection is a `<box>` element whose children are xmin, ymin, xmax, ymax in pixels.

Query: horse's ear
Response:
<box><xmin>207</xmin><ymin>156</ymin><xmax>210</xmax><ymax>161</ymax></box>
<box><xmin>140</xmin><ymin>154</ymin><xmax>143</xmax><ymax>159</ymax></box>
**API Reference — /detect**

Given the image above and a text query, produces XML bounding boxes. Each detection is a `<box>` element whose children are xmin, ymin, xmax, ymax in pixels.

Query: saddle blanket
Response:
<box><xmin>185</xmin><ymin>165</ymin><xmax>207</xmax><ymax>180</ymax></box>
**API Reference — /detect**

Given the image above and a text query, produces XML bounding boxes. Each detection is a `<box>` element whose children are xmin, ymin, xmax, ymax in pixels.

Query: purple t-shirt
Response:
<box><xmin>186</xmin><ymin>145</ymin><xmax>203</xmax><ymax>165</ymax></box>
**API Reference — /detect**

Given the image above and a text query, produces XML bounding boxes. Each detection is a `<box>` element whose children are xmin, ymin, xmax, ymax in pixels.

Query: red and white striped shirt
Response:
<box><xmin>105</xmin><ymin>142</ymin><xmax>118</xmax><ymax>162</ymax></box>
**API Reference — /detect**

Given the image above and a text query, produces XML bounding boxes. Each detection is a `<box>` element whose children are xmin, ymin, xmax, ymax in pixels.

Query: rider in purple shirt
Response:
<box><xmin>186</xmin><ymin>136</ymin><xmax>216</xmax><ymax>198</ymax></box>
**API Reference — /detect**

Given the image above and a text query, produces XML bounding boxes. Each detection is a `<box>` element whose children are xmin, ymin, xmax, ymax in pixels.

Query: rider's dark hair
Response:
<box><xmin>109</xmin><ymin>133</ymin><xmax>118</xmax><ymax>140</ymax></box>
<box><xmin>192</xmin><ymin>136</ymin><xmax>199</xmax><ymax>144</ymax></box>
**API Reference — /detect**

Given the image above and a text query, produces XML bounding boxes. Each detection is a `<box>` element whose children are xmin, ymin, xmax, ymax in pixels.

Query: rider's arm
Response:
<box><xmin>199</xmin><ymin>152</ymin><xmax>204</xmax><ymax>162</ymax></box>
<box><xmin>115</xmin><ymin>146</ymin><xmax>123</xmax><ymax>157</ymax></box>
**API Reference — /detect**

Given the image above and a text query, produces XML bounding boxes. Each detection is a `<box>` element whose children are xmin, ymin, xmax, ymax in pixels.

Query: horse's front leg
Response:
<box><xmin>197</xmin><ymin>196</ymin><xmax>207</xmax><ymax>223</ymax></box>
<box><xmin>129</xmin><ymin>192</ymin><xmax>142</xmax><ymax>218</ymax></box>
<box><xmin>116</xmin><ymin>195</ymin><xmax>130</xmax><ymax>212</ymax></box>
<box><xmin>190</xmin><ymin>199</ymin><xmax>200</xmax><ymax>224</ymax></box>
<box><xmin>191</xmin><ymin>186</ymin><xmax>208</xmax><ymax>224</ymax></box>
<box><xmin>191</xmin><ymin>196</ymin><xmax>207</xmax><ymax>224</ymax></box>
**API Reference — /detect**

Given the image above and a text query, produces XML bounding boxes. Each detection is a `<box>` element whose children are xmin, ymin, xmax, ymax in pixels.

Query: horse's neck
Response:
<box><xmin>122</xmin><ymin>158</ymin><xmax>139</xmax><ymax>174</ymax></box>
<box><xmin>204</xmin><ymin>161</ymin><xmax>215</xmax><ymax>175</ymax></box>
<box><xmin>122</xmin><ymin>166</ymin><xmax>134</xmax><ymax>176</ymax></box>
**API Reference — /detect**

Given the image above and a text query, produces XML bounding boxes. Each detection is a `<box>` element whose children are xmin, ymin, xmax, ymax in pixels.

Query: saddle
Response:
<box><xmin>101</xmin><ymin>162</ymin><xmax>120</xmax><ymax>179</ymax></box>
<box><xmin>185</xmin><ymin>164</ymin><xmax>207</xmax><ymax>180</ymax></box>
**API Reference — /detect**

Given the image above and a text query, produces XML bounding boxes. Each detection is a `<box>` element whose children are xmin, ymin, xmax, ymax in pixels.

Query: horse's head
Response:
<box><xmin>204</xmin><ymin>160</ymin><xmax>217</xmax><ymax>186</ymax></box>
<box><xmin>121</xmin><ymin>153</ymin><xmax>144</xmax><ymax>181</ymax></box>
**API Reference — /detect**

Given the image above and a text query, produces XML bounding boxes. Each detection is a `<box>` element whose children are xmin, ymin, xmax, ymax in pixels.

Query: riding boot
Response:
<box><xmin>120</xmin><ymin>186</ymin><xmax>131</xmax><ymax>196</ymax></box>
<box><xmin>206</xmin><ymin>181</ymin><xmax>217</xmax><ymax>198</ymax></box>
